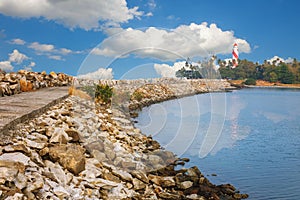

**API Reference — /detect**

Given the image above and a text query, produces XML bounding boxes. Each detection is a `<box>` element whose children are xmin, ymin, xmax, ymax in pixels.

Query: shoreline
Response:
<box><xmin>228</xmin><ymin>79</ymin><xmax>300</xmax><ymax>89</ymax></box>
<box><xmin>0</xmin><ymin>78</ymin><xmax>249</xmax><ymax>199</ymax></box>
<box><xmin>247</xmin><ymin>85</ymin><xmax>300</xmax><ymax>89</ymax></box>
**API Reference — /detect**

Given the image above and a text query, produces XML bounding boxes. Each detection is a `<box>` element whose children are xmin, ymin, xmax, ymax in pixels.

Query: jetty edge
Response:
<box><xmin>0</xmin><ymin>74</ymin><xmax>248</xmax><ymax>199</ymax></box>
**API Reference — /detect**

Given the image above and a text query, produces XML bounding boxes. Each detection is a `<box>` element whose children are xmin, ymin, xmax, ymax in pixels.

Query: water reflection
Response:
<box><xmin>136</xmin><ymin>91</ymin><xmax>251</xmax><ymax>158</ymax></box>
<box><xmin>136</xmin><ymin>88</ymin><xmax>300</xmax><ymax>199</ymax></box>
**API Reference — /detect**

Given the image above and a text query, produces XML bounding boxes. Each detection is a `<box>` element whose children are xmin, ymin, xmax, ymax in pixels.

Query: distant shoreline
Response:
<box><xmin>229</xmin><ymin>79</ymin><xmax>300</xmax><ymax>89</ymax></box>
<box><xmin>247</xmin><ymin>85</ymin><xmax>300</xmax><ymax>89</ymax></box>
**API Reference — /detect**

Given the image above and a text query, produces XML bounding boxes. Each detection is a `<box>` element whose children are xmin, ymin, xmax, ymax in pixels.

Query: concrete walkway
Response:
<box><xmin>0</xmin><ymin>87</ymin><xmax>69</xmax><ymax>137</ymax></box>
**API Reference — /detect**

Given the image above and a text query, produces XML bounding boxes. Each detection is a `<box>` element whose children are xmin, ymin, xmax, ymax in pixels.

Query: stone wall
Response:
<box><xmin>0</xmin><ymin>70</ymin><xmax>73</xmax><ymax>97</ymax></box>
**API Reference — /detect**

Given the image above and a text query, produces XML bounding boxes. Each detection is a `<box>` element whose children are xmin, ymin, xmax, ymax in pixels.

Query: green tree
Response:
<box><xmin>269</xmin><ymin>72</ymin><xmax>278</xmax><ymax>83</ymax></box>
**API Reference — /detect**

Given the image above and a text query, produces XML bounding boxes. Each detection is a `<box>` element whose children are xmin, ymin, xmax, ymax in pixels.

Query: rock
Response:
<box><xmin>0</xmin><ymin>152</ymin><xmax>30</xmax><ymax>166</ymax></box>
<box><xmin>158</xmin><ymin>191</ymin><xmax>181</xmax><ymax>199</ymax></box>
<box><xmin>179</xmin><ymin>181</ymin><xmax>193</xmax><ymax>190</ymax></box>
<box><xmin>0</xmin><ymin>160</ymin><xmax>25</xmax><ymax>183</ymax></box>
<box><xmin>3</xmin><ymin>144</ymin><xmax>30</xmax><ymax>155</ymax></box>
<box><xmin>132</xmin><ymin>178</ymin><xmax>146</xmax><ymax>191</ymax></box>
<box><xmin>48</xmin><ymin>144</ymin><xmax>85</xmax><ymax>175</ymax></box>
<box><xmin>14</xmin><ymin>173</ymin><xmax>28</xmax><ymax>190</ymax></box>
<box><xmin>44</xmin><ymin>160</ymin><xmax>68</xmax><ymax>185</ymax></box>
<box><xmin>131</xmin><ymin>170</ymin><xmax>149</xmax><ymax>184</ymax></box>
<box><xmin>19</xmin><ymin>76</ymin><xmax>27</xmax><ymax>92</ymax></box>
<box><xmin>49</xmin><ymin>71</ymin><xmax>58</xmax><ymax>79</ymax></box>
<box><xmin>112</xmin><ymin>168</ymin><xmax>133</xmax><ymax>182</ymax></box>
<box><xmin>49</xmin><ymin>128</ymin><xmax>69</xmax><ymax>144</ymax></box>
<box><xmin>64</xmin><ymin>129</ymin><xmax>80</xmax><ymax>142</ymax></box>
<box><xmin>148</xmin><ymin>174</ymin><xmax>176</xmax><ymax>187</ymax></box>
<box><xmin>104</xmin><ymin>146</ymin><xmax>116</xmax><ymax>161</ymax></box>
<box><xmin>91</xmin><ymin>150</ymin><xmax>107</xmax><ymax>162</ymax></box>
<box><xmin>148</xmin><ymin>154</ymin><xmax>164</xmax><ymax>166</ymax></box>
<box><xmin>30</xmin><ymin>151</ymin><xmax>44</xmax><ymax>166</ymax></box>
<box><xmin>53</xmin><ymin>185</ymin><xmax>70</xmax><ymax>199</ymax></box>
<box><xmin>186</xmin><ymin>194</ymin><xmax>204</xmax><ymax>200</ymax></box>
<box><xmin>4</xmin><ymin>193</ymin><xmax>25</xmax><ymax>200</ymax></box>
<box><xmin>39</xmin><ymin>147</ymin><xmax>49</xmax><ymax>157</ymax></box>
<box><xmin>84</xmin><ymin>140</ymin><xmax>105</xmax><ymax>153</ymax></box>
<box><xmin>102</xmin><ymin>172</ymin><xmax>121</xmax><ymax>183</ymax></box>
<box><xmin>120</xmin><ymin>160</ymin><xmax>136</xmax><ymax>170</ymax></box>
<box><xmin>25</xmin><ymin>138</ymin><xmax>47</xmax><ymax>149</ymax></box>
<box><xmin>25</xmin><ymin>173</ymin><xmax>44</xmax><ymax>193</ymax></box>
<box><xmin>92</xmin><ymin>178</ymin><xmax>119</xmax><ymax>190</ymax></box>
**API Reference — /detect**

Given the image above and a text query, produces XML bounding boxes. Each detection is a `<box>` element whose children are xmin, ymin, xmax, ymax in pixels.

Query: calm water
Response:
<box><xmin>136</xmin><ymin>88</ymin><xmax>300</xmax><ymax>200</ymax></box>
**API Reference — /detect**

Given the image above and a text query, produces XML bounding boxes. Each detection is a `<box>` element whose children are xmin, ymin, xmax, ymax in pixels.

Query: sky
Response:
<box><xmin>0</xmin><ymin>0</ymin><xmax>300</xmax><ymax>79</ymax></box>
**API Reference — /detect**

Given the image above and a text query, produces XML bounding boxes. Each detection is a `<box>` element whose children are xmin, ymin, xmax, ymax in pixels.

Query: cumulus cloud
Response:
<box><xmin>0</xmin><ymin>61</ymin><xmax>13</xmax><ymax>71</ymax></box>
<box><xmin>77</xmin><ymin>68</ymin><xmax>113</xmax><ymax>80</ymax></box>
<box><xmin>154</xmin><ymin>61</ymin><xmax>198</xmax><ymax>78</ymax></box>
<box><xmin>48</xmin><ymin>55</ymin><xmax>63</xmax><ymax>61</ymax></box>
<box><xmin>0</xmin><ymin>0</ymin><xmax>143</xmax><ymax>30</ymax></box>
<box><xmin>9</xmin><ymin>49</ymin><xmax>28</xmax><ymax>64</ymax></box>
<box><xmin>28</xmin><ymin>42</ymin><xmax>54</xmax><ymax>52</ymax></box>
<box><xmin>28</xmin><ymin>41</ymin><xmax>77</xmax><ymax>60</ymax></box>
<box><xmin>24</xmin><ymin>61</ymin><xmax>36</xmax><ymax>71</ymax></box>
<box><xmin>267</xmin><ymin>56</ymin><xmax>295</xmax><ymax>66</ymax></box>
<box><xmin>267</xmin><ymin>56</ymin><xmax>285</xmax><ymax>66</ymax></box>
<box><xmin>91</xmin><ymin>22</ymin><xmax>251</xmax><ymax>61</ymax></box>
<box><xmin>10</xmin><ymin>38</ymin><xmax>26</xmax><ymax>45</ymax></box>
<box><xmin>285</xmin><ymin>57</ymin><xmax>294</xmax><ymax>64</ymax></box>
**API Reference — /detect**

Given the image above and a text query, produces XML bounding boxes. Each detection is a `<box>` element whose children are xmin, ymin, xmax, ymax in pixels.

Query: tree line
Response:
<box><xmin>218</xmin><ymin>58</ymin><xmax>300</xmax><ymax>84</ymax></box>
<box><xmin>175</xmin><ymin>57</ymin><xmax>300</xmax><ymax>84</ymax></box>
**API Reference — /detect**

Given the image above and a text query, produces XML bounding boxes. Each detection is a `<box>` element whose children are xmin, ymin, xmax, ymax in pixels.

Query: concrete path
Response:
<box><xmin>0</xmin><ymin>87</ymin><xmax>69</xmax><ymax>137</ymax></box>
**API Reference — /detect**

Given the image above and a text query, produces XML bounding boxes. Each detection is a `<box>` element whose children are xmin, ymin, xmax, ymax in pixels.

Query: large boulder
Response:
<box><xmin>48</xmin><ymin>144</ymin><xmax>85</xmax><ymax>175</ymax></box>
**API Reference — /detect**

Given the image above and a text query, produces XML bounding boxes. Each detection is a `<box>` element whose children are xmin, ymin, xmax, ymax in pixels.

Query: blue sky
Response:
<box><xmin>0</xmin><ymin>0</ymin><xmax>299</xmax><ymax>79</ymax></box>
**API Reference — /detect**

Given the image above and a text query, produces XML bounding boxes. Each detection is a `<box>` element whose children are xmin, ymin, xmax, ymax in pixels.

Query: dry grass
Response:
<box><xmin>68</xmin><ymin>87</ymin><xmax>91</xmax><ymax>100</ymax></box>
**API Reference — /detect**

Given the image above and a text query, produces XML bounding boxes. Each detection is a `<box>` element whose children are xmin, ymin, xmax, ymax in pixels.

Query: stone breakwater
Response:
<box><xmin>0</xmin><ymin>78</ymin><xmax>248</xmax><ymax>199</ymax></box>
<box><xmin>78</xmin><ymin>78</ymin><xmax>235</xmax><ymax>112</ymax></box>
<box><xmin>0</xmin><ymin>70</ymin><xmax>73</xmax><ymax>97</ymax></box>
<box><xmin>0</xmin><ymin>97</ymin><xmax>248</xmax><ymax>200</ymax></box>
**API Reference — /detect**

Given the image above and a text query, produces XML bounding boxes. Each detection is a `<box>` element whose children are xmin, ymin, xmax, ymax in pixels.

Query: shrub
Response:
<box><xmin>131</xmin><ymin>91</ymin><xmax>143</xmax><ymax>101</ymax></box>
<box><xmin>81</xmin><ymin>84</ymin><xmax>113</xmax><ymax>103</ymax></box>
<box><xmin>244</xmin><ymin>78</ymin><xmax>256</xmax><ymax>85</ymax></box>
<box><xmin>95</xmin><ymin>84</ymin><xmax>113</xmax><ymax>103</ymax></box>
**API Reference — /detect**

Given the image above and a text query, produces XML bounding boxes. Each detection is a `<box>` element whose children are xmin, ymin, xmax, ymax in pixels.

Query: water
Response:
<box><xmin>135</xmin><ymin>88</ymin><xmax>300</xmax><ymax>199</ymax></box>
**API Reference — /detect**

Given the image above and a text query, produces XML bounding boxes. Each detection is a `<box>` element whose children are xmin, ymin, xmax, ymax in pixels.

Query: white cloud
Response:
<box><xmin>92</xmin><ymin>22</ymin><xmax>251</xmax><ymax>61</ymax></box>
<box><xmin>154</xmin><ymin>61</ymin><xmax>197</xmax><ymax>78</ymax></box>
<box><xmin>48</xmin><ymin>55</ymin><xmax>63</xmax><ymax>61</ymax></box>
<box><xmin>10</xmin><ymin>38</ymin><xmax>26</xmax><ymax>45</ymax></box>
<box><xmin>60</xmin><ymin>48</ymin><xmax>72</xmax><ymax>55</ymax></box>
<box><xmin>77</xmin><ymin>68</ymin><xmax>113</xmax><ymax>80</ymax></box>
<box><xmin>0</xmin><ymin>61</ymin><xmax>13</xmax><ymax>71</ymax></box>
<box><xmin>24</xmin><ymin>61</ymin><xmax>36</xmax><ymax>71</ymax></box>
<box><xmin>285</xmin><ymin>57</ymin><xmax>294</xmax><ymax>64</ymax></box>
<box><xmin>28</xmin><ymin>42</ymin><xmax>54</xmax><ymax>52</ymax></box>
<box><xmin>0</xmin><ymin>0</ymin><xmax>143</xmax><ymax>30</ymax></box>
<box><xmin>28</xmin><ymin>41</ymin><xmax>78</xmax><ymax>60</ymax></box>
<box><xmin>267</xmin><ymin>56</ymin><xmax>295</xmax><ymax>65</ymax></box>
<box><xmin>9</xmin><ymin>49</ymin><xmax>28</xmax><ymax>64</ymax></box>
<box><xmin>148</xmin><ymin>0</ymin><xmax>156</xmax><ymax>10</ymax></box>
<box><xmin>267</xmin><ymin>56</ymin><xmax>285</xmax><ymax>66</ymax></box>
<box><xmin>145</xmin><ymin>12</ymin><xmax>153</xmax><ymax>17</ymax></box>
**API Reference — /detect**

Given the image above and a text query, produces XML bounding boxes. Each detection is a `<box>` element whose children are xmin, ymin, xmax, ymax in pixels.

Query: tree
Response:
<box><xmin>269</xmin><ymin>72</ymin><xmax>278</xmax><ymax>83</ymax></box>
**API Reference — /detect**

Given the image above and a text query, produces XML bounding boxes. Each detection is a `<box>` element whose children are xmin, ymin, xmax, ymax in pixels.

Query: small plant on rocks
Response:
<box><xmin>81</xmin><ymin>84</ymin><xmax>113</xmax><ymax>104</ymax></box>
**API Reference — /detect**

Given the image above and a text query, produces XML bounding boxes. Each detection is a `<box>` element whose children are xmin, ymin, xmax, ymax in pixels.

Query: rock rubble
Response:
<box><xmin>0</xmin><ymin>77</ymin><xmax>248</xmax><ymax>200</ymax></box>
<box><xmin>0</xmin><ymin>78</ymin><xmax>247</xmax><ymax>199</ymax></box>
<box><xmin>0</xmin><ymin>70</ymin><xmax>72</xmax><ymax>97</ymax></box>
